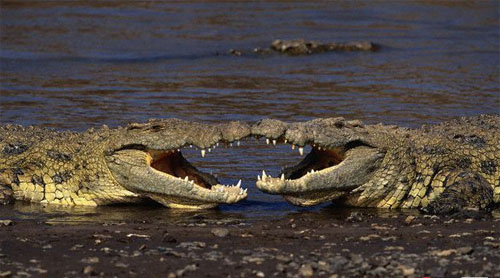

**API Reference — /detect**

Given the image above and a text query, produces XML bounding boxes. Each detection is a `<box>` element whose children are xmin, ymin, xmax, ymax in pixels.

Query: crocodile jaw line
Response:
<box><xmin>256</xmin><ymin>146</ymin><xmax>384</xmax><ymax>206</ymax></box>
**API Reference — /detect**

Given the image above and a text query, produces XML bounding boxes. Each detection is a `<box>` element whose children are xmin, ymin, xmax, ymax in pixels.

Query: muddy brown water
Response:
<box><xmin>0</xmin><ymin>1</ymin><xmax>499</xmax><ymax>221</ymax></box>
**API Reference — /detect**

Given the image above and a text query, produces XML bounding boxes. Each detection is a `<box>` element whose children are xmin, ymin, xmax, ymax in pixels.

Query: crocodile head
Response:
<box><xmin>104</xmin><ymin>119</ymin><xmax>250</xmax><ymax>209</ymax></box>
<box><xmin>253</xmin><ymin>117</ymin><xmax>387</xmax><ymax>206</ymax></box>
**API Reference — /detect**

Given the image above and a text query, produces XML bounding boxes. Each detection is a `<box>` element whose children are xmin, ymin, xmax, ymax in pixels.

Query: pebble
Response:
<box><xmin>359</xmin><ymin>234</ymin><xmax>380</xmax><ymax>241</ymax></box>
<box><xmin>175</xmin><ymin>264</ymin><xmax>197</xmax><ymax>277</ymax></box>
<box><xmin>457</xmin><ymin>246</ymin><xmax>474</xmax><ymax>255</ymax></box>
<box><xmin>0</xmin><ymin>220</ymin><xmax>13</xmax><ymax>226</ymax></box>
<box><xmin>431</xmin><ymin>249</ymin><xmax>456</xmax><ymax>257</ymax></box>
<box><xmin>298</xmin><ymin>264</ymin><xmax>313</xmax><ymax>277</ymax></box>
<box><xmin>398</xmin><ymin>265</ymin><xmax>415</xmax><ymax>276</ymax></box>
<box><xmin>211</xmin><ymin>228</ymin><xmax>229</xmax><ymax>238</ymax></box>
<box><xmin>404</xmin><ymin>215</ymin><xmax>416</xmax><ymax>224</ymax></box>
<box><xmin>82</xmin><ymin>266</ymin><xmax>96</xmax><ymax>275</ymax></box>
<box><xmin>81</xmin><ymin>257</ymin><xmax>99</xmax><ymax>264</ymax></box>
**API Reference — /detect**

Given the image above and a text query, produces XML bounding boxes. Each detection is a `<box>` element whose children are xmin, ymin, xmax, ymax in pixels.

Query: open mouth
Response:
<box><xmin>148</xmin><ymin>150</ymin><xmax>218</xmax><ymax>190</ymax></box>
<box><xmin>145</xmin><ymin>144</ymin><xmax>247</xmax><ymax>198</ymax></box>
<box><xmin>256</xmin><ymin>139</ymin><xmax>352</xmax><ymax>184</ymax></box>
<box><xmin>254</xmin><ymin>134</ymin><xmax>383</xmax><ymax>207</ymax></box>
<box><xmin>278</xmin><ymin>146</ymin><xmax>345</xmax><ymax>181</ymax></box>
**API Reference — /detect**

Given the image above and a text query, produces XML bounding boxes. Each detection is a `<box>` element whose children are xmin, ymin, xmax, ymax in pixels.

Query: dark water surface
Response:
<box><xmin>1</xmin><ymin>1</ymin><xmax>499</xmax><ymax>220</ymax></box>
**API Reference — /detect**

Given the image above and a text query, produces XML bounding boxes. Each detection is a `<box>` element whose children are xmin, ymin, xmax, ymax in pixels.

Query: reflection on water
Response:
<box><xmin>2</xmin><ymin>200</ymin><xmax>422</xmax><ymax>225</ymax></box>
<box><xmin>0</xmin><ymin>1</ymin><xmax>498</xmax><ymax>219</ymax></box>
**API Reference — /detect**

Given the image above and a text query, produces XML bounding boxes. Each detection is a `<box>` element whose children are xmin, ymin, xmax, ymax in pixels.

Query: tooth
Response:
<box><xmin>266</xmin><ymin>138</ymin><xmax>270</xmax><ymax>145</ymax></box>
<box><xmin>236</xmin><ymin>180</ymin><xmax>241</xmax><ymax>188</ymax></box>
<box><xmin>216</xmin><ymin>143</ymin><xmax>219</xmax><ymax>147</ymax></box>
<box><xmin>237</xmin><ymin>141</ymin><xmax>240</xmax><ymax>146</ymax></box>
<box><xmin>284</xmin><ymin>139</ymin><xmax>288</xmax><ymax>143</ymax></box>
<box><xmin>201</xmin><ymin>149</ymin><xmax>206</xmax><ymax>157</ymax></box>
<box><xmin>184</xmin><ymin>176</ymin><xmax>188</xmax><ymax>181</ymax></box>
<box><xmin>230</xmin><ymin>143</ymin><xmax>233</xmax><ymax>147</ymax></box>
<box><xmin>311</xmin><ymin>169</ymin><xmax>315</xmax><ymax>173</ymax></box>
<box><xmin>299</xmin><ymin>147</ymin><xmax>304</xmax><ymax>156</ymax></box>
<box><xmin>262</xmin><ymin>170</ymin><xmax>267</xmax><ymax>178</ymax></box>
<box><xmin>190</xmin><ymin>180</ymin><xmax>194</xmax><ymax>185</ymax></box>
<box><xmin>244</xmin><ymin>188</ymin><xmax>247</xmax><ymax>193</ymax></box>
<box><xmin>208</xmin><ymin>148</ymin><xmax>212</xmax><ymax>152</ymax></box>
<box><xmin>189</xmin><ymin>145</ymin><xmax>193</xmax><ymax>148</ymax></box>
<box><xmin>257</xmin><ymin>175</ymin><xmax>261</xmax><ymax>181</ymax></box>
<box><xmin>177</xmin><ymin>149</ymin><xmax>180</xmax><ymax>152</ymax></box>
<box><xmin>280</xmin><ymin>173</ymin><xmax>285</xmax><ymax>181</ymax></box>
<box><xmin>272</xmin><ymin>139</ymin><xmax>276</xmax><ymax>146</ymax></box>
<box><xmin>291</xmin><ymin>145</ymin><xmax>295</xmax><ymax>150</ymax></box>
<box><xmin>318</xmin><ymin>147</ymin><xmax>321</xmax><ymax>150</ymax></box>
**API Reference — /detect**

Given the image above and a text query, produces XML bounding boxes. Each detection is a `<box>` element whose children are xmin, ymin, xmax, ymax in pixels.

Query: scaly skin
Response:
<box><xmin>254</xmin><ymin>115</ymin><xmax>500</xmax><ymax>214</ymax></box>
<box><xmin>0</xmin><ymin>119</ymin><xmax>250</xmax><ymax>209</ymax></box>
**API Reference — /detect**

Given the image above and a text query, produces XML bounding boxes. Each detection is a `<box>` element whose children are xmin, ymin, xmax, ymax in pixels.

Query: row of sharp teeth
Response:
<box><xmin>184</xmin><ymin>141</ymin><xmax>241</xmax><ymax>158</ymax></box>
<box><xmin>257</xmin><ymin>169</ymin><xmax>318</xmax><ymax>182</ymax></box>
<box><xmin>180</xmin><ymin>137</ymin><xmax>330</xmax><ymax>159</ymax></box>
<box><xmin>264</xmin><ymin>138</ymin><xmax>305</xmax><ymax>156</ymax></box>
<box><xmin>257</xmin><ymin>170</ymin><xmax>286</xmax><ymax>182</ymax></box>
<box><xmin>213</xmin><ymin>180</ymin><xmax>247</xmax><ymax>195</ymax></box>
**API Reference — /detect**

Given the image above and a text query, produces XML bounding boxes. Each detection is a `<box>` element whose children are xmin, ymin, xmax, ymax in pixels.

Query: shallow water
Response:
<box><xmin>1</xmin><ymin>1</ymin><xmax>499</xmax><ymax>220</ymax></box>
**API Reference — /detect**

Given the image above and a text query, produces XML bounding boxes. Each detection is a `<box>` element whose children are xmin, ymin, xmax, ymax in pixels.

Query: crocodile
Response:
<box><xmin>228</xmin><ymin>39</ymin><xmax>378</xmax><ymax>56</ymax></box>
<box><xmin>0</xmin><ymin>119</ymin><xmax>249</xmax><ymax>209</ymax></box>
<box><xmin>253</xmin><ymin>115</ymin><xmax>500</xmax><ymax>214</ymax></box>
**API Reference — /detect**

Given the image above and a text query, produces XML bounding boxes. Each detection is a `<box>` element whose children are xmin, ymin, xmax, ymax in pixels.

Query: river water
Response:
<box><xmin>0</xmin><ymin>1</ymin><xmax>498</xmax><ymax>220</ymax></box>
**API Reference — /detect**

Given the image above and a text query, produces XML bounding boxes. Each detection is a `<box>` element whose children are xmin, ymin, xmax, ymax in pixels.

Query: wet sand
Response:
<box><xmin>1</xmin><ymin>208</ymin><xmax>499</xmax><ymax>278</ymax></box>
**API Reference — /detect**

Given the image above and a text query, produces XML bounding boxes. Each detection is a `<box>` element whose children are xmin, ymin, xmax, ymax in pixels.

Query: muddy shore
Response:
<box><xmin>1</xmin><ymin>206</ymin><xmax>499</xmax><ymax>278</ymax></box>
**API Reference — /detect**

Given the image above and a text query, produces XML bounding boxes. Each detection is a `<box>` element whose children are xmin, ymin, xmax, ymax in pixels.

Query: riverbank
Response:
<box><xmin>1</xmin><ymin>208</ymin><xmax>498</xmax><ymax>278</ymax></box>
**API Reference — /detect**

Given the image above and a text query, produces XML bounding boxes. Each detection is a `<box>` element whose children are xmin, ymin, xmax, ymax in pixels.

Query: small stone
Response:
<box><xmin>0</xmin><ymin>271</ymin><xmax>12</xmax><ymax>277</ymax></box>
<box><xmin>0</xmin><ymin>220</ymin><xmax>13</xmax><ymax>226</ymax></box>
<box><xmin>438</xmin><ymin>258</ymin><xmax>449</xmax><ymax>267</ymax></box>
<box><xmin>483</xmin><ymin>241</ymin><xmax>500</xmax><ymax>248</ymax></box>
<box><xmin>162</xmin><ymin>234</ymin><xmax>177</xmax><ymax>243</ymax></box>
<box><xmin>211</xmin><ymin>228</ymin><xmax>229</xmax><ymax>238</ymax></box>
<box><xmin>255</xmin><ymin>271</ymin><xmax>265</xmax><ymax>278</ymax></box>
<box><xmin>81</xmin><ymin>257</ymin><xmax>99</xmax><ymax>264</ymax></box>
<box><xmin>404</xmin><ymin>215</ymin><xmax>416</xmax><ymax>224</ymax></box>
<box><xmin>457</xmin><ymin>246</ymin><xmax>473</xmax><ymax>255</ymax></box>
<box><xmin>350</xmin><ymin>254</ymin><xmax>363</xmax><ymax>265</ymax></box>
<box><xmin>384</xmin><ymin>246</ymin><xmax>404</xmax><ymax>251</ymax></box>
<box><xmin>82</xmin><ymin>266</ymin><xmax>96</xmax><ymax>275</ymax></box>
<box><xmin>298</xmin><ymin>264</ymin><xmax>314</xmax><ymax>277</ymax></box>
<box><xmin>176</xmin><ymin>264</ymin><xmax>197</xmax><ymax>277</ymax></box>
<box><xmin>276</xmin><ymin>263</ymin><xmax>286</xmax><ymax>272</ymax></box>
<box><xmin>370</xmin><ymin>266</ymin><xmax>386</xmax><ymax>276</ymax></box>
<box><xmin>398</xmin><ymin>265</ymin><xmax>415</xmax><ymax>276</ymax></box>
<box><xmin>276</xmin><ymin>254</ymin><xmax>292</xmax><ymax>263</ymax></box>
<box><xmin>359</xmin><ymin>234</ymin><xmax>380</xmax><ymax>241</ymax></box>
<box><xmin>167</xmin><ymin>273</ymin><xmax>176</xmax><ymax>278</ymax></box>
<box><xmin>431</xmin><ymin>249</ymin><xmax>456</xmax><ymax>257</ymax></box>
<box><xmin>115</xmin><ymin>262</ymin><xmax>128</xmax><ymax>268</ymax></box>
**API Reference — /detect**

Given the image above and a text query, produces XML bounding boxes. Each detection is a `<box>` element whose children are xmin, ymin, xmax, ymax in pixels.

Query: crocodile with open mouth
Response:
<box><xmin>253</xmin><ymin>115</ymin><xmax>499</xmax><ymax>214</ymax></box>
<box><xmin>0</xmin><ymin>119</ymin><xmax>249</xmax><ymax>209</ymax></box>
